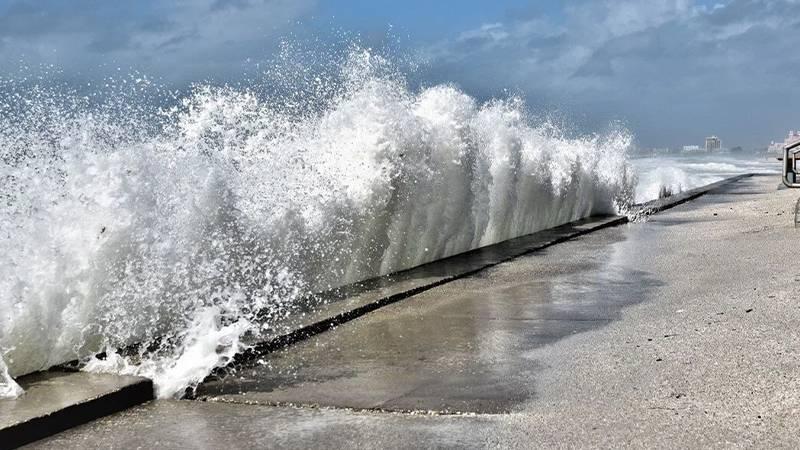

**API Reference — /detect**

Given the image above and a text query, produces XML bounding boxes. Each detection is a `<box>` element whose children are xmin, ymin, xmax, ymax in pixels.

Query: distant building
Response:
<box><xmin>705</xmin><ymin>136</ymin><xmax>721</xmax><ymax>152</ymax></box>
<box><xmin>682</xmin><ymin>145</ymin><xmax>701</xmax><ymax>153</ymax></box>
<box><xmin>768</xmin><ymin>131</ymin><xmax>800</xmax><ymax>155</ymax></box>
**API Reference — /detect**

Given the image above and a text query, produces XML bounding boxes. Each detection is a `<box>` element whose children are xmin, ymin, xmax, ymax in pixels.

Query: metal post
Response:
<box><xmin>782</xmin><ymin>140</ymin><xmax>800</xmax><ymax>188</ymax></box>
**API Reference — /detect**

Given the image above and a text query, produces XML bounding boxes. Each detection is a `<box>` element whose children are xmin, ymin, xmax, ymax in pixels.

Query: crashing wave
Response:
<box><xmin>0</xmin><ymin>49</ymin><xmax>634</xmax><ymax>398</ymax></box>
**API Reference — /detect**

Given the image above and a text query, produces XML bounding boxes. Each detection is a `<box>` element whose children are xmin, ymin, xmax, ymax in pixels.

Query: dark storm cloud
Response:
<box><xmin>155</xmin><ymin>31</ymin><xmax>200</xmax><ymax>52</ymax></box>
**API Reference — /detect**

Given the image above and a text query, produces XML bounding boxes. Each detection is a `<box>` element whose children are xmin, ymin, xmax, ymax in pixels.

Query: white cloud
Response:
<box><xmin>456</xmin><ymin>23</ymin><xmax>509</xmax><ymax>44</ymax></box>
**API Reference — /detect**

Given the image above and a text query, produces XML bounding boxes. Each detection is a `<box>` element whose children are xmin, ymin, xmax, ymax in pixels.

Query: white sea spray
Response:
<box><xmin>0</xmin><ymin>49</ymin><xmax>634</xmax><ymax>398</ymax></box>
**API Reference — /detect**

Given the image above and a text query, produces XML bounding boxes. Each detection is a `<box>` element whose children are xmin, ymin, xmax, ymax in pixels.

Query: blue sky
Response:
<box><xmin>0</xmin><ymin>0</ymin><xmax>798</xmax><ymax>149</ymax></box>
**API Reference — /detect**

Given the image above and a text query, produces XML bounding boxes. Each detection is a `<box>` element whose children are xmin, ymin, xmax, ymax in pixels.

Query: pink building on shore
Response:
<box><xmin>768</xmin><ymin>131</ymin><xmax>800</xmax><ymax>154</ymax></box>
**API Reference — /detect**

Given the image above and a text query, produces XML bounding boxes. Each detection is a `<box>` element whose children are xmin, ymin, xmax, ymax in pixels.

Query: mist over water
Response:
<box><xmin>0</xmin><ymin>48</ymin><xmax>636</xmax><ymax>398</ymax></box>
<box><xmin>632</xmin><ymin>155</ymin><xmax>778</xmax><ymax>203</ymax></box>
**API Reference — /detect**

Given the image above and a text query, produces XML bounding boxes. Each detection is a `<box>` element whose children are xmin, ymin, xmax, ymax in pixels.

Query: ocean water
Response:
<box><xmin>0</xmin><ymin>50</ymin><xmax>635</xmax><ymax>398</ymax></box>
<box><xmin>632</xmin><ymin>154</ymin><xmax>778</xmax><ymax>203</ymax></box>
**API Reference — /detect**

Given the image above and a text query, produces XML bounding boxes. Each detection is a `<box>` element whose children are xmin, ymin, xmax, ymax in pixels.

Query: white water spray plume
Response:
<box><xmin>0</xmin><ymin>48</ymin><xmax>635</xmax><ymax>398</ymax></box>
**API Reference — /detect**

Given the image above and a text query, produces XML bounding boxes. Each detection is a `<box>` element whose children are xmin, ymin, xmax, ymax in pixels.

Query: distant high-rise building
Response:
<box><xmin>705</xmin><ymin>136</ymin><xmax>721</xmax><ymax>152</ymax></box>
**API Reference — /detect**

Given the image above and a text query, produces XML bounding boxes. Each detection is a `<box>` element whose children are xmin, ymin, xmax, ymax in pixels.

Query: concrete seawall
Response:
<box><xmin>0</xmin><ymin>372</ymin><xmax>152</xmax><ymax>449</ymax></box>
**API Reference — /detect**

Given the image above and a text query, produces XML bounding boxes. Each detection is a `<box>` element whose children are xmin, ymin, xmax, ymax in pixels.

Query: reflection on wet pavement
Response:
<box><xmin>197</xmin><ymin>225</ymin><xmax>665</xmax><ymax>414</ymax></box>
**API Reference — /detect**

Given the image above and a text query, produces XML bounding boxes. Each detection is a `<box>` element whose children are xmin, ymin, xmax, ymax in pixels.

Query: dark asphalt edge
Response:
<box><xmin>205</xmin><ymin>173</ymin><xmax>756</xmax><ymax>380</ymax></box>
<box><xmin>1</xmin><ymin>378</ymin><xmax>154</xmax><ymax>450</ymax></box>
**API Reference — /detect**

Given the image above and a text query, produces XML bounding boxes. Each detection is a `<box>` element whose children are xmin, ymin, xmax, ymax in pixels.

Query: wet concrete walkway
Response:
<box><xmin>195</xmin><ymin>220</ymin><xmax>661</xmax><ymax>414</ymax></box>
<box><xmin>30</xmin><ymin>174</ymin><xmax>800</xmax><ymax>448</ymax></box>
